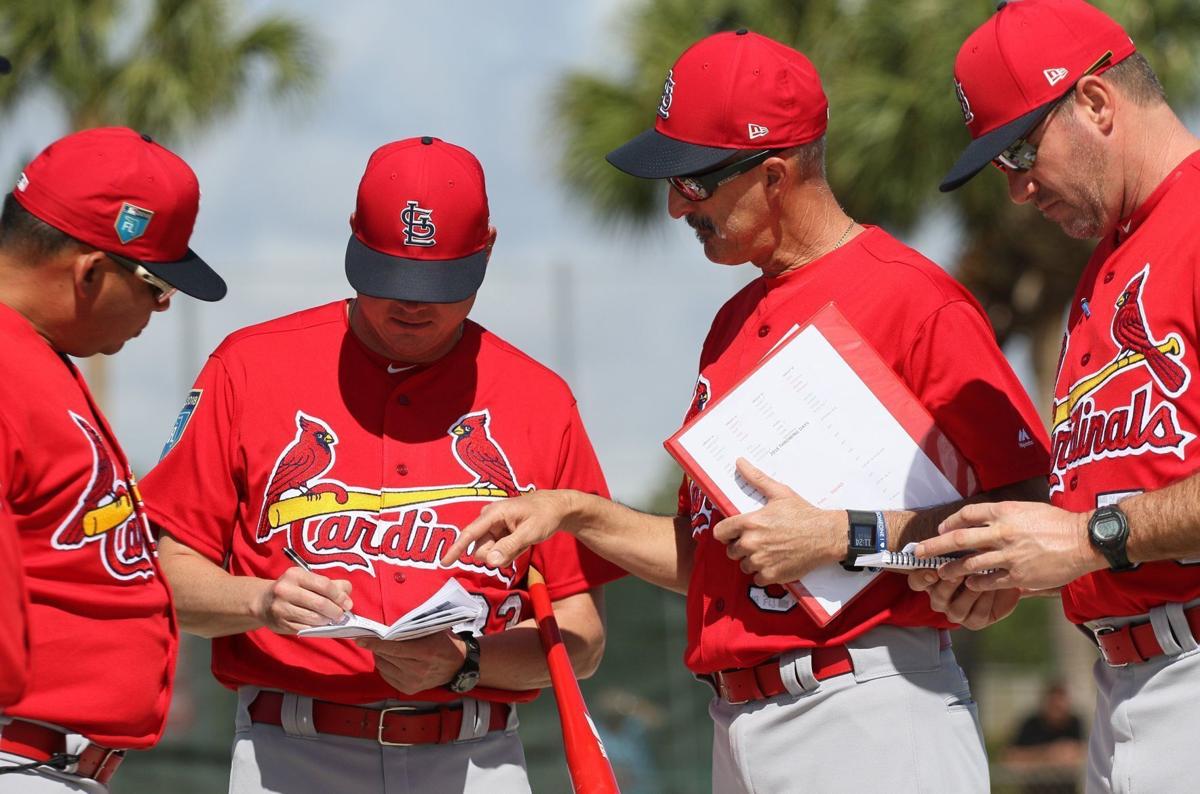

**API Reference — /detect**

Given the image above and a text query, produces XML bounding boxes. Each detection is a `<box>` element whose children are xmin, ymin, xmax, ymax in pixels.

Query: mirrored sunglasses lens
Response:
<box><xmin>669</xmin><ymin>176</ymin><xmax>707</xmax><ymax>201</ymax></box>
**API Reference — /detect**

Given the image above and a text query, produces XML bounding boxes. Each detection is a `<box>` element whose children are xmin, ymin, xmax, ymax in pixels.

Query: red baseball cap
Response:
<box><xmin>607</xmin><ymin>29</ymin><xmax>829</xmax><ymax>179</ymax></box>
<box><xmin>940</xmin><ymin>0</ymin><xmax>1135</xmax><ymax>192</ymax></box>
<box><xmin>345</xmin><ymin>136</ymin><xmax>491</xmax><ymax>303</ymax></box>
<box><xmin>12</xmin><ymin>126</ymin><xmax>226</xmax><ymax>301</ymax></box>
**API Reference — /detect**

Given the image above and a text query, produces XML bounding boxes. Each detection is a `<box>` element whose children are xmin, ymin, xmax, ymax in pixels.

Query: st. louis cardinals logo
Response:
<box><xmin>954</xmin><ymin>78</ymin><xmax>974</xmax><ymax>125</ymax></box>
<box><xmin>52</xmin><ymin>412</ymin><xmax>155</xmax><ymax>581</ymax></box>
<box><xmin>1049</xmin><ymin>265</ymin><xmax>1194</xmax><ymax>494</ymax></box>
<box><xmin>400</xmin><ymin>200</ymin><xmax>436</xmax><ymax>247</ymax></box>
<box><xmin>255</xmin><ymin>409</ymin><xmax>529</xmax><ymax>583</ymax></box>
<box><xmin>657</xmin><ymin>69</ymin><xmax>676</xmax><ymax>120</ymax></box>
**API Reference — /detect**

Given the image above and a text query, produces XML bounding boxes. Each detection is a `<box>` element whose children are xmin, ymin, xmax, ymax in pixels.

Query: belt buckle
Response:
<box><xmin>1094</xmin><ymin>625</ymin><xmax>1129</xmax><ymax>668</ymax></box>
<box><xmin>715</xmin><ymin>674</ymin><xmax>749</xmax><ymax>706</ymax></box>
<box><xmin>377</xmin><ymin>705</ymin><xmax>422</xmax><ymax>746</ymax></box>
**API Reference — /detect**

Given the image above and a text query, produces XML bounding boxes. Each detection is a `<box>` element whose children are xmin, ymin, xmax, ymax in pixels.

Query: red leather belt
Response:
<box><xmin>710</xmin><ymin>645</ymin><xmax>855</xmax><ymax>705</ymax></box>
<box><xmin>0</xmin><ymin>720</ymin><xmax>123</xmax><ymax>785</ymax></box>
<box><xmin>1093</xmin><ymin>604</ymin><xmax>1200</xmax><ymax>666</ymax></box>
<box><xmin>248</xmin><ymin>691</ymin><xmax>510</xmax><ymax>745</ymax></box>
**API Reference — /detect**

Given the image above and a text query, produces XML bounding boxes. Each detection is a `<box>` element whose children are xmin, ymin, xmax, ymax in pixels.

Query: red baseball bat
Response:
<box><xmin>527</xmin><ymin>567</ymin><xmax>621</xmax><ymax>794</ymax></box>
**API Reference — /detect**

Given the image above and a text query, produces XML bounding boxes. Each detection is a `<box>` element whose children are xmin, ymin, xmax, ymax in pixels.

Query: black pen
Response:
<box><xmin>283</xmin><ymin>546</ymin><xmax>313</xmax><ymax>572</ymax></box>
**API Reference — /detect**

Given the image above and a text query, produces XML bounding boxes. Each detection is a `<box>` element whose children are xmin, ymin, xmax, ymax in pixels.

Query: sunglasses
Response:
<box><xmin>106</xmin><ymin>253</ymin><xmax>177</xmax><ymax>304</ymax></box>
<box><xmin>668</xmin><ymin>149</ymin><xmax>785</xmax><ymax>202</ymax></box>
<box><xmin>993</xmin><ymin>51</ymin><xmax>1113</xmax><ymax>174</ymax></box>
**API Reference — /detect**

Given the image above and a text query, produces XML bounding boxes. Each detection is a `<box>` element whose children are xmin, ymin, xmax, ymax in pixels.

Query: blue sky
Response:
<box><xmin>1</xmin><ymin>1</ymin><xmax>999</xmax><ymax>504</ymax></box>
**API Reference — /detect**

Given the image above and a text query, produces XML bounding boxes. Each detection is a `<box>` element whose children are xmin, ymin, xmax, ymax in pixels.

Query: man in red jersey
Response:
<box><xmin>0</xmin><ymin>127</ymin><xmax>227</xmax><ymax>792</ymax></box>
<box><xmin>444</xmin><ymin>30</ymin><xmax>1049</xmax><ymax>793</ymax></box>
<box><xmin>925</xmin><ymin>1</ymin><xmax>1200</xmax><ymax>790</ymax></box>
<box><xmin>142</xmin><ymin>136</ymin><xmax>623</xmax><ymax>794</ymax></box>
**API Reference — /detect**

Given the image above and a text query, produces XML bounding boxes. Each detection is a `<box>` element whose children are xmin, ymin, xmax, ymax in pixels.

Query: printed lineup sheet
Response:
<box><xmin>665</xmin><ymin>303</ymin><xmax>970</xmax><ymax>625</ymax></box>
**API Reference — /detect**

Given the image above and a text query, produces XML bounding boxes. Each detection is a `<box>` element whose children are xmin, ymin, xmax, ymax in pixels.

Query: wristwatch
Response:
<box><xmin>447</xmin><ymin>631</ymin><xmax>481</xmax><ymax>694</ymax></box>
<box><xmin>841</xmin><ymin>510</ymin><xmax>879</xmax><ymax>572</ymax></box>
<box><xmin>1087</xmin><ymin>505</ymin><xmax>1134</xmax><ymax>571</ymax></box>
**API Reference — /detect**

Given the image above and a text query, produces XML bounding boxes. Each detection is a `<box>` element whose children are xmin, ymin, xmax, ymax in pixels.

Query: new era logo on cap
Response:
<box><xmin>1043</xmin><ymin>67</ymin><xmax>1069</xmax><ymax>86</ymax></box>
<box><xmin>748</xmin><ymin>123</ymin><xmax>769</xmax><ymax>140</ymax></box>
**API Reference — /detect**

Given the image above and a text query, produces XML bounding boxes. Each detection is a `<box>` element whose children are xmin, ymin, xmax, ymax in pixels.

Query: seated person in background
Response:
<box><xmin>1003</xmin><ymin>681</ymin><xmax>1085</xmax><ymax>794</ymax></box>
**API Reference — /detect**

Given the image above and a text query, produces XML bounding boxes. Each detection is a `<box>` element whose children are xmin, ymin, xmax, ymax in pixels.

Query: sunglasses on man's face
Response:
<box><xmin>992</xmin><ymin>50</ymin><xmax>1114</xmax><ymax>175</ymax></box>
<box><xmin>107</xmin><ymin>253</ymin><xmax>177</xmax><ymax>304</ymax></box>
<box><xmin>668</xmin><ymin>149</ymin><xmax>784</xmax><ymax>202</ymax></box>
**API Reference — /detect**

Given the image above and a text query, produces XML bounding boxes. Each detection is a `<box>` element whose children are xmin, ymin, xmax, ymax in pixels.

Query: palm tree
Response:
<box><xmin>553</xmin><ymin>0</ymin><xmax>1200</xmax><ymax>751</ymax></box>
<box><xmin>0</xmin><ymin>0</ymin><xmax>321</xmax><ymax>403</ymax></box>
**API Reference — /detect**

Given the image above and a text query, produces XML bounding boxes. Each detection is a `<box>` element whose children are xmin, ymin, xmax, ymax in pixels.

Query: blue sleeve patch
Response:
<box><xmin>160</xmin><ymin>389</ymin><xmax>203</xmax><ymax>460</ymax></box>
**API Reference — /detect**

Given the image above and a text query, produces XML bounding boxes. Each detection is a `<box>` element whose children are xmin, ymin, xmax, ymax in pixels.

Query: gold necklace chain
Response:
<box><xmin>832</xmin><ymin>219</ymin><xmax>856</xmax><ymax>250</ymax></box>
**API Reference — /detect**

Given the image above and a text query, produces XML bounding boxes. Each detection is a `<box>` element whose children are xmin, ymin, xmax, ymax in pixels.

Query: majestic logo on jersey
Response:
<box><xmin>256</xmin><ymin>409</ymin><xmax>528</xmax><ymax>584</ymax></box>
<box><xmin>954</xmin><ymin>78</ymin><xmax>974</xmax><ymax>125</ymax></box>
<box><xmin>657</xmin><ymin>69</ymin><xmax>676</xmax><ymax>120</ymax></box>
<box><xmin>1049</xmin><ymin>266</ymin><xmax>1194</xmax><ymax>495</ymax></box>
<box><xmin>52</xmin><ymin>412</ymin><xmax>155</xmax><ymax>581</ymax></box>
<box><xmin>160</xmin><ymin>389</ymin><xmax>202</xmax><ymax>460</ymax></box>
<box><xmin>400</xmin><ymin>200</ymin><xmax>437</xmax><ymax>247</ymax></box>
<box><xmin>114</xmin><ymin>202</ymin><xmax>154</xmax><ymax>244</ymax></box>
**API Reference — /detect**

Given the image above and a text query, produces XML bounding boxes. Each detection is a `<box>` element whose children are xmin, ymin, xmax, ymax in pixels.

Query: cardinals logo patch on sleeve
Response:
<box><xmin>160</xmin><ymin>389</ymin><xmax>203</xmax><ymax>461</ymax></box>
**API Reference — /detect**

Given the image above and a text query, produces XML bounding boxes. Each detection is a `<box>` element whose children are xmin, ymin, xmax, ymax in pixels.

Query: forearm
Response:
<box><xmin>889</xmin><ymin>475</ymin><xmax>1049</xmax><ymax>550</ymax></box>
<box><xmin>1121</xmin><ymin>473</ymin><xmax>1200</xmax><ymax>563</ymax></box>
<box><xmin>158</xmin><ymin>535</ymin><xmax>270</xmax><ymax>638</ymax></box>
<box><xmin>477</xmin><ymin>590</ymin><xmax>606</xmax><ymax>690</ymax></box>
<box><xmin>562</xmin><ymin>491</ymin><xmax>693</xmax><ymax>594</ymax></box>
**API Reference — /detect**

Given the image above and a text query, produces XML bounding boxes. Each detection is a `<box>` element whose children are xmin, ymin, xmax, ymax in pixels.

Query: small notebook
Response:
<box><xmin>854</xmin><ymin>542</ymin><xmax>959</xmax><ymax>571</ymax></box>
<box><xmin>297</xmin><ymin>578</ymin><xmax>483</xmax><ymax>641</ymax></box>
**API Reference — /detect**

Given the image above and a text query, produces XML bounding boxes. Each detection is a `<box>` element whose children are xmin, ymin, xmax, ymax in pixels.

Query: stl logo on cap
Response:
<box><xmin>657</xmin><ymin>69</ymin><xmax>676</xmax><ymax>120</ymax></box>
<box><xmin>115</xmin><ymin>202</ymin><xmax>154</xmax><ymax>245</ymax></box>
<box><xmin>401</xmin><ymin>199</ymin><xmax>436</xmax><ymax>247</ymax></box>
<box><xmin>954</xmin><ymin>79</ymin><xmax>975</xmax><ymax>125</ymax></box>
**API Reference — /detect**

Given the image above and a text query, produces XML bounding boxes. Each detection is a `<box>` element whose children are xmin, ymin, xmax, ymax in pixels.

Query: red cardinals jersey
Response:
<box><xmin>1055</xmin><ymin>151</ymin><xmax>1200</xmax><ymax>623</ymax></box>
<box><xmin>142</xmin><ymin>301</ymin><xmax>623</xmax><ymax>704</ymax></box>
<box><xmin>0</xmin><ymin>303</ymin><xmax>176</xmax><ymax>748</ymax></box>
<box><xmin>0</xmin><ymin>505</ymin><xmax>28</xmax><ymax>707</ymax></box>
<box><xmin>679</xmin><ymin>228</ymin><xmax>1050</xmax><ymax>673</ymax></box>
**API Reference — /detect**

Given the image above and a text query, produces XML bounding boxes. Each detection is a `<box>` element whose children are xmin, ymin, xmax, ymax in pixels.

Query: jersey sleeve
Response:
<box><xmin>531</xmin><ymin>402</ymin><xmax>626</xmax><ymax>601</ymax></box>
<box><xmin>141</xmin><ymin>355</ymin><xmax>242</xmax><ymax>563</ymax></box>
<box><xmin>904</xmin><ymin>301</ymin><xmax>1051</xmax><ymax>492</ymax></box>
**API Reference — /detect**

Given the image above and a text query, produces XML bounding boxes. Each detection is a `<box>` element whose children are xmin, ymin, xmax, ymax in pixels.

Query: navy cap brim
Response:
<box><xmin>113</xmin><ymin>249</ymin><xmax>227</xmax><ymax>302</ymax></box>
<box><xmin>939</xmin><ymin>100</ymin><xmax>1055</xmax><ymax>192</ymax></box>
<box><xmin>345</xmin><ymin>235</ymin><xmax>487</xmax><ymax>304</ymax></box>
<box><xmin>606</xmin><ymin>128</ymin><xmax>738</xmax><ymax>179</ymax></box>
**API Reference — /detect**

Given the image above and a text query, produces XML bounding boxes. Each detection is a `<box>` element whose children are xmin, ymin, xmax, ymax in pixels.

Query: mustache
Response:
<box><xmin>686</xmin><ymin>214</ymin><xmax>716</xmax><ymax>235</ymax></box>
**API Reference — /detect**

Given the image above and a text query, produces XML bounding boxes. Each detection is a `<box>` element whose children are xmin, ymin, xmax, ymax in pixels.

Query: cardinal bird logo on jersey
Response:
<box><xmin>691</xmin><ymin>375</ymin><xmax>711</xmax><ymax>415</ymax></box>
<box><xmin>256</xmin><ymin>412</ymin><xmax>338</xmax><ymax>541</ymax></box>
<box><xmin>449</xmin><ymin>411</ymin><xmax>532</xmax><ymax>496</ymax></box>
<box><xmin>1048</xmin><ymin>265</ymin><xmax>1194</xmax><ymax>495</ymax></box>
<box><xmin>1111</xmin><ymin>272</ymin><xmax>1188</xmax><ymax>395</ymax></box>
<box><xmin>51</xmin><ymin>412</ymin><xmax>154</xmax><ymax>581</ymax></box>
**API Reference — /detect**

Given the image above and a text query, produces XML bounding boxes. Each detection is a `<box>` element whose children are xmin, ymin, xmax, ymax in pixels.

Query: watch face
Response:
<box><xmin>452</xmin><ymin>670</ymin><xmax>480</xmax><ymax>693</ymax></box>
<box><xmin>1093</xmin><ymin>514</ymin><xmax>1124</xmax><ymax>543</ymax></box>
<box><xmin>851</xmin><ymin>524</ymin><xmax>875</xmax><ymax>548</ymax></box>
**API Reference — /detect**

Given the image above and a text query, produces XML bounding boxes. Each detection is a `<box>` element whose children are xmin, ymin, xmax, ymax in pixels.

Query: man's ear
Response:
<box><xmin>72</xmin><ymin>250</ymin><xmax>108</xmax><ymax>302</ymax></box>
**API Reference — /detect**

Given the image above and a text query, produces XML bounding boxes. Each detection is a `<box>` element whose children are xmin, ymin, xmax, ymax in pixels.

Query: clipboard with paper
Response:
<box><xmin>664</xmin><ymin>302</ymin><xmax>977</xmax><ymax>626</ymax></box>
